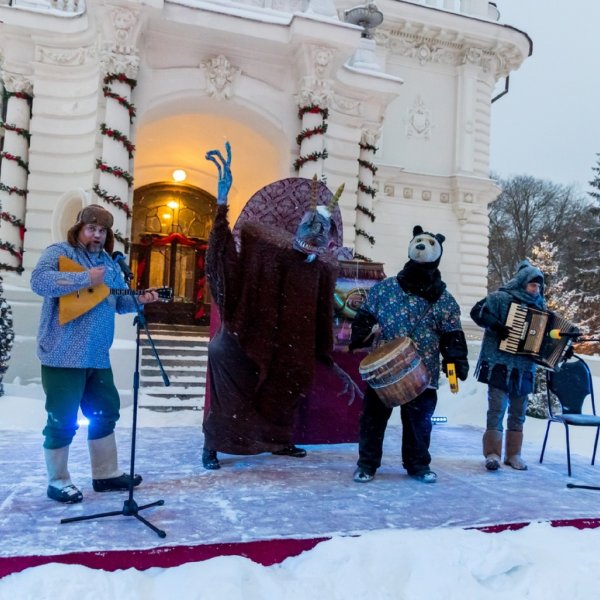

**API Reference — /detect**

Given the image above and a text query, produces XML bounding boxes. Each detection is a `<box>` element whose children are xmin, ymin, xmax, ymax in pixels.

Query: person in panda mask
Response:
<box><xmin>349</xmin><ymin>226</ymin><xmax>469</xmax><ymax>484</ymax></box>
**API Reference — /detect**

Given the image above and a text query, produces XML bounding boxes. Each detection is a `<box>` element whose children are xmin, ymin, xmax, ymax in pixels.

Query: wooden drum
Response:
<box><xmin>358</xmin><ymin>337</ymin><xmax>431</xmax><ymax>407</ymax></box>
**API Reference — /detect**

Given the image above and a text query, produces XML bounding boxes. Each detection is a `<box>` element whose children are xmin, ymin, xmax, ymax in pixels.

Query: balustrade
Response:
<box><xmin>6</xmin><ymin>0</ymin><xmax>84</xmax><ymax>15</ymax></box>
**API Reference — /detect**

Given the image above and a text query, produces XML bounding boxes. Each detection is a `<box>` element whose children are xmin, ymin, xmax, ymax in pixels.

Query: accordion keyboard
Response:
<box><xmin>499</xmin><ymin>303</ymin><xmax>547</xmax><ymax>355</ymax></box>
<box><xmin>499</xmin><ymin>303</ymin><xmax>527</xmax><ymax>354</ymax></box>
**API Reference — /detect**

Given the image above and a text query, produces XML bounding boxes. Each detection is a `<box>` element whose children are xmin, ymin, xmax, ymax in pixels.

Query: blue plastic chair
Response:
<box><xmin>539</xmin><ymin>356</ymin><xmax>600</xmax><ymax>476</ymax></box>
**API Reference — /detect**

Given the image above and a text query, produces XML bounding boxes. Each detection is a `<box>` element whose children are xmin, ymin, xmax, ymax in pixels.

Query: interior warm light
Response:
<box><xmin>162</xmin><ymin>213</ymin><xmax>172</xmax><ymax>220</ymax></box>
<box><xmin>172</xmin><ymin>169</ymin><xmax>187</xmax><ymax>182</ymax></box>
<box><xmin>167</xmin><ymin>200</ymin><xmax>179</xmax><ymax>209</ymax></box>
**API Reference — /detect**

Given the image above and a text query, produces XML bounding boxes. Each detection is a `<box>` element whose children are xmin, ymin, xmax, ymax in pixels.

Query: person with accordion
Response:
<box><xmin>470</xmin><ymin>259</ymin><xmax>547</xmax><ymax>472</ymax></box>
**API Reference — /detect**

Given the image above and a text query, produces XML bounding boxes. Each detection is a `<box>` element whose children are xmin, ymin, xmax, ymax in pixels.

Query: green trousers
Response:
<box><xmin>41</xmin><ymin>366</ymin><xmax>121</xmax><ymax>449</ymax></box>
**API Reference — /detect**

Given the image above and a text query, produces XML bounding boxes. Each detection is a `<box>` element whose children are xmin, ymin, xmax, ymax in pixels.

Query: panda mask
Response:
<box><xmin>408</xmin><ymin>226</ymin><xmax>445</xmax><ymax>267</ymax></box>
<box><xmin>397</xmin><ymin>225</ymin><xmax>447</xmax><ymax>302</ymax></box>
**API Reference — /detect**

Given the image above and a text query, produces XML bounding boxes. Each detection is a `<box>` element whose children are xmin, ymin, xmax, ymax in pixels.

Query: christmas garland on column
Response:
<box><xmin>293</xmin><ymin>104</ymin><xmax>329</xmax><ymax>171</ymax></box>
<box><xmin>94</xmin><ymin>72</ymin><xmax>137</xmax><ymax>250</ymax></box>
<box><xmin>0</xmin><ymin>91</ymin><xmax>32</xmax><ymax>275</ymax></box>
<box><xmin>354</xmin><ymin>143</ymin><xmax>379</xmax><ymax>258</ymax></box>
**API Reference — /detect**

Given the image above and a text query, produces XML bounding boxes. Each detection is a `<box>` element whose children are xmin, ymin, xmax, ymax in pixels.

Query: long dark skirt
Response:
<box><xmin>203</xmin><ymin>328</ymin><xmax>298</xmax><ymax>455</ymax></box>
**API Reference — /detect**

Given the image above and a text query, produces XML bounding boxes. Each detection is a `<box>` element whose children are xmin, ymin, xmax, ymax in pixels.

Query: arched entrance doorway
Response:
<box><xmin>129</xmin><ymin>182</ymin><xmax>216</xmax><ymax>325</ymax></box>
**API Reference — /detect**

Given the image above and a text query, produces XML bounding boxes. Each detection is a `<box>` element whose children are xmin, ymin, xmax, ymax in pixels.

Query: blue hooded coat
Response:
<box><xmin>471</xmin><ymin>260</ymin><xmax>546</xmax><ymax>395</ymax></box>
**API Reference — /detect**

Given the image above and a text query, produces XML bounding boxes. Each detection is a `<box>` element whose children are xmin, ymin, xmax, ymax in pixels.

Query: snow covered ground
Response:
<box><xmin>1</xmin><ymin>358</ymin><xmax>600</xmax><ymax>599</ymax></box>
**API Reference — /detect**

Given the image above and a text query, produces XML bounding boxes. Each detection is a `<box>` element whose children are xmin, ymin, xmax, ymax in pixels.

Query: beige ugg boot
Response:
<box><xmin>88</xmin><ymin>433</ymin><xmax>122</xmax><ymax>480</ymax></box>
<box><xmin>504</xmin><ymin>430</ymin><xmax>528</xmax><ymax>470</ymax></box>
<box><xmin>89</xmin><ymin>433</ymin><xmax>142</xmax><ymax>492</ymax></box>
<box><xmin>44</xmin><ymin>446</ymin><xmax>83</xmax><ymax>503</ymax></box>
<box><xmin>482</xmin><ymin>430</ymin><xmax>503</xmax><ymax>471</ymax></box>
<box><xmin>45</xmin><ymin>445</ymin><xmax>73</xmax><ymax>488</ymax></box>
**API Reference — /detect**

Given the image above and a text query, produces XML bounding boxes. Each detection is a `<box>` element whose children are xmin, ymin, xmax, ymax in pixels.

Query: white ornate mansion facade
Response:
<box><xmin>0</xmin><ymin>0</ymin><xmax>531</xmax><ymax>384</ymax></box>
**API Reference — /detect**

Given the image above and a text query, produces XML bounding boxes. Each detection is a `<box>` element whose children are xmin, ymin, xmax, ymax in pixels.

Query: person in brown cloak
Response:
<box><xmin>201</xmin><ymin>143</ymin><xmax>344</xmax><ymax>469</ymax></box>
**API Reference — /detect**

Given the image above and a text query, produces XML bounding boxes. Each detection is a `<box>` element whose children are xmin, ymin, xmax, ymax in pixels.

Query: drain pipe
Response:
<box><xmin>491</xmin><ymin>75</ymin><xmax>510</xmax><ymax>103</ymax></box>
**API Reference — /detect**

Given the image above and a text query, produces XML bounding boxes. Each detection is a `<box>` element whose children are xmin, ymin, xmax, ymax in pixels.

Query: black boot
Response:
<box><xmin>92</xmin><ymin>473</ymin><xmax>143</xmax><ymax>492</ymax></box>
<box><xmin>272</xmin><ymin>445</ymin><xmax>307</xmax><ymax>458</ymax></box>
<box><xmin>202</xmin><ymin>448</ymin><xmax>221</xmax><ymax>470</ymax></box>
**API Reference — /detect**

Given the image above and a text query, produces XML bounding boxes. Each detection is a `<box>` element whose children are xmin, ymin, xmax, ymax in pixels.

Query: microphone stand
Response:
<box><xmin>61</xmin><ymin>274</ymin><xmax>170</xmax><ymax>537</ymax></box>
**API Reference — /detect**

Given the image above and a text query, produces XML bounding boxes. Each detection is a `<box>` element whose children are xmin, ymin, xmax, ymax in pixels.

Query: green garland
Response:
<box><xmin>96</xmin><ymin>160</ymin><xmax>134</xmax><ymax>187</ymax></box>
<box><xmin>0</xmin><ymin>182</ymin><xmax>27</xmax><ymax>197</ymax></box>
<box><xmin>0</xmin><ymin>240</ymin><xmax>23</xmax><ymax>260</ymax></box>
<box><xmin>102</xmin><ymin>87</ymin><xmax>136</xmax><ymax>122</ymax></box>
<box><xmin>3</xmin><ymin>90</ymin><xmax>32</xmax><ymax>102</ymax></box>
<box><xmin>358</xmin><ymin>181</ymin><xmax>377</xmax><ymax>199</ymax></box>
<box><xmin>113</xmin><ymin>230</ymin><xmax>131</xmax><ymax>254</ymax></box>
<box><xmin>355</xmin><ymin>227</ymin><xmax>375</xmax><ymax>246</ymax></box>
<box><xmin>0</xmin><ymin>263</ymin><xmax>24</xmax><ymax>274</ymax></box>
<box><xmin>1</xmin><ymin>152</ymin><xmax>29</xmax><ymax>174</ymax></box>
<box><xmin>103</xmin><ymin>73</ymin><xmax>138</xmax><ymax>89</ymax></box>
<box><xmin>355</xmin><ymin>204</ymin><xmax>376</xmax><ymax>222</ymax></box>
<box><xmin>358</xmin><ymin>158</ymin><xmax>378</xmax><ymax>175</ymax></box>
<box><xmin>0</xmin><ymin>121</ymin><xmax>31</xmax><ymax>143</ymax></box>
<box><xmin>92</xmin><ymin>184</ymin><xmax>132</xmax><ymax>218</ymax></box>
<box><xmin>100</xmin><ymin>123</ymin><xmax>135</xmax><ymax>158</ymax></box>
<box><xmin>298</xmin><ymin>104</ymin><xmax>329</xmax><ymax>120</ymax></box>
<box><xmin>296</xmin><ymin>123</ymin><xmax>328</xmax><ymax>146</ymax></box>
<box><xmin>353</xmin><ymin>252</ymin><xmax>373</xmax><ymax>262</ymax></box>
<box><xmin>359</xmin><ymin>141</ymin><xmax>378</xmax><ymax>153</ymax></box>
<box><xmin>293</xmin><ymin>149</ymin><xmax>328</xmax><ymax>172</ymax></box>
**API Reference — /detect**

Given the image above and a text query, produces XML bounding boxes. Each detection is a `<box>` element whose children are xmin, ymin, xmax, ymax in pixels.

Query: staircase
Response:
<box><xmin>139</xmin><ymin>323</ymin><xmax>209</xmax><ymax>412</ymax></box>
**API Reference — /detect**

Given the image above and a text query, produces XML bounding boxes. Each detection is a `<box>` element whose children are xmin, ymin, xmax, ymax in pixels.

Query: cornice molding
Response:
<box><xmin>378</xmin><ymin>26</ymin><xmax>525</xmax><ymax>77</ymax></box>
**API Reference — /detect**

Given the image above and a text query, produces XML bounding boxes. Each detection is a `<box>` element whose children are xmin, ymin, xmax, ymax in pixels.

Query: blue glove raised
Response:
<box><xmin>205</xmin><ymin>142</ymin><xmax>232</xmax><ymax>206</ymax></box>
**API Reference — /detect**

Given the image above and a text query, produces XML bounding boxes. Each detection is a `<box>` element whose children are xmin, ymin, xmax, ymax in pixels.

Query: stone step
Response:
<box><xmin>142</xmin><ymin>365</ymin><xmax>206</xmax><ymax>378</ymax></box>
<box><xmin>139</xmin><ymin>326</ymin><xmax>210</xmax><ymax>411</ymax></box>
<box><xmin>141</xmin><ymin>338</ymin><xmax>209</xmax><ymax>348</ymax></box>
<box><xmin>141</xmin><ymin>357</ymin><xmax>207</xmax><ymax>368</ymax></box>
<box><xmin>139</xmin><ymin>394</ymin><xmax>204</xmax><ymax>412</ymax></box>
<box><xmin>142</xmin><ymin>373</ymin><xmax>206</xmax><ymax>384</ymax></box>
<box><xmin>141</xmin><ymin>346</ymin><xmax>208</xmax><ymax>356</ymax></box>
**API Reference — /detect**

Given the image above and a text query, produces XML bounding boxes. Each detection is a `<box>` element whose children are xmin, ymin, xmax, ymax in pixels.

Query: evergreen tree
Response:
<box><xmin>530</xmin><ymin>236</ymin><xmax>578</xmax><ymax>321</ymax></box>
<box><xmin>0</xmin><ymin>276</ymin><xmax>15</xmax><ymax>396</ymax></box>
<box><xmin>572</xmin><ymin>159</ymin><xmax>600</xmax><ymax>354</ymax></box>
<box><xmin>526</xmin><ymin>237</ymin><xmax>577</xmax><ymax>419</ymax></box>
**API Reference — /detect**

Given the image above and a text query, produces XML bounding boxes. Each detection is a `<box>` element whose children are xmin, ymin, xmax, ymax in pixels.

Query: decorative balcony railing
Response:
<box><xmin>401</xmin><ymin>0</ymin><xmax>500</xmax><ymax>21</ymax></box>
<box><xmin>1</xmin><ymin>0</ymin><xmax>85</xmax><ymax>16</ymax></box>
<box><xmin>0</xmin><ymin>0</ymin><xmax>499</xmax><ymax>22</ymax></box>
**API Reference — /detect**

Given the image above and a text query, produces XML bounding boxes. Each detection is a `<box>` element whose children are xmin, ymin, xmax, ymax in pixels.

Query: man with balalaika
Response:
<box><xmin>470</xmin><ymin>260</ymin><xmax>547</xmax><ymax>474</ymax></box>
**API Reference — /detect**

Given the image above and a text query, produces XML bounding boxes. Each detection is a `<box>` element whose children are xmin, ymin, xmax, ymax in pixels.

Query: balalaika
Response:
<box><xmin>499</xmin><ymin>302</ymin><xmax>577</xmax><ymax>370</ymax></box>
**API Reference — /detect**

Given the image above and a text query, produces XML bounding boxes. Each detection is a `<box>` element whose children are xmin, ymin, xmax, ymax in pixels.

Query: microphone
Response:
<box><xmin>112</xmin><ymin>251</ymin><xmax>134</xmax><ymax>281</ymax></box>
<box><xmin>548</xmin><ymin>329</ymin><xmax>581</xmax><ymax>340</ymax></box>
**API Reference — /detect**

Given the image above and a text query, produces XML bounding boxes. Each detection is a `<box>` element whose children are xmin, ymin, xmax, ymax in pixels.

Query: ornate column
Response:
<box><xmin>294</xmin><ymin>46</ymin><xmax>334</xmax><ymax>179</ymax></box>
<box><xmin>94</xmin><ymin>5</ymin><xmax>142</xmax><ymax>253</ymax></box>
<box><xmin>0</xmin><ymin>73</ymin><xmax>32</xmax><ymax>274</ymax></box>
<box><xmin>354</xmin><ymin>128</ymin><xmax>380</xmax><ymax>261</ymax></box>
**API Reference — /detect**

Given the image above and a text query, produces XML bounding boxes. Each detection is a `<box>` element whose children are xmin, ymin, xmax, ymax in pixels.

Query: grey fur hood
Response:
<box><xmin>499</xmin><ymin>260</ymin><xmax>546</xmax><ymax>309</ymax></box>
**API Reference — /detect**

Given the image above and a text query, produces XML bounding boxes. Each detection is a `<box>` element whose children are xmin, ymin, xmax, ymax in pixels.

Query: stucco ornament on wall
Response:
<box><xmin>111</xmin><ymin>7</ymin><xmax>138</xmax><ymax>47</ymax></box>
<box><xmin>101</xmin><ymin>51</ymin><xmax>140</xmax><ymax>80</ymax></box>
<box><xmin>406</xmin><ymin>95</ymin><xmax>432</xmax><ymax>139</ymax></box>
<box><xmin>1</xmin><ymin>72</ymin><xmax>33</xmax><ymax>95</ymax></box>
<box><xmin>203</xmin><ymin>55</ymin><xmax>240</xmax><ymax>100</ymax></box>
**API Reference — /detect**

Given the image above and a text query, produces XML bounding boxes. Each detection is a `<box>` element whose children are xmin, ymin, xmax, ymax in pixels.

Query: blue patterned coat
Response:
<box><xmin>360</xmin><ymin>277</ymin><xmax>464</xmax><ymax>388</ymax></box>
<box><xmin>31</xmin><ymin>242</ymin><xmax>139</xmax><ymax>369</ymax></box>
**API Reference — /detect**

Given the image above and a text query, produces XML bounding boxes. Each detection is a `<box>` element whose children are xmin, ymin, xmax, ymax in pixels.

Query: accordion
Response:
<box><xmin>498</xmin><ymin>302</ymin><xmax>577</xmax><ymax>370</ymax></box>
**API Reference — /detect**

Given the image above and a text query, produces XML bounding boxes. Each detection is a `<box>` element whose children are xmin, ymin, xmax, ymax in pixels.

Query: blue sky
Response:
<box><xmin>490</xmin><ymin>0</ymin><xmax>600</xmax><ymax>195</ymax></box>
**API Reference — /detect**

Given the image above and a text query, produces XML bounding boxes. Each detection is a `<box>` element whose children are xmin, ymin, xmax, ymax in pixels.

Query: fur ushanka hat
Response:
<box><xmin>67</xmin><ymin>204</ymin><xmax>115</xmax><ymax>253</ymax></box>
